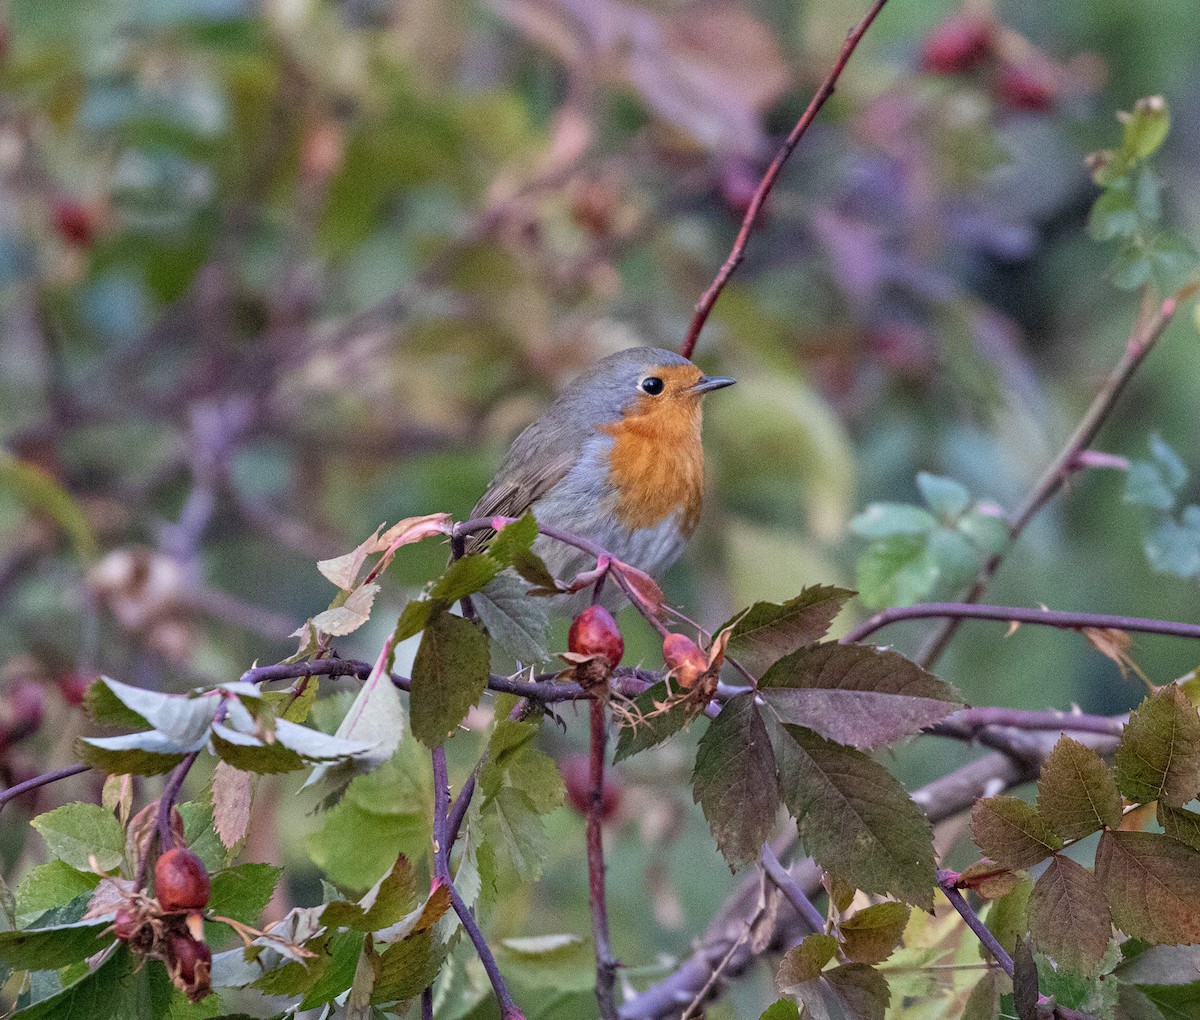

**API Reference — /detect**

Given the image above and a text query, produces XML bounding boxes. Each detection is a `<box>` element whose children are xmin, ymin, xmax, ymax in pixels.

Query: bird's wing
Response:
<box><xmin>465</xmin><ymin>418</ymin><xmax>583</xmax><ymax>554</ymax></box>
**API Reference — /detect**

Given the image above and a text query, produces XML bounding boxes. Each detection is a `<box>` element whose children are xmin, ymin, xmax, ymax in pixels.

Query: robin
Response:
<box><xmin>469</xmin><ymin>347</ymin><xmax>734</xmax><ymax>607</ymax></box>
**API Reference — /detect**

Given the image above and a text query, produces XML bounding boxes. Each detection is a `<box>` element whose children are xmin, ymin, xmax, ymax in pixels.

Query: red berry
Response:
<box><xmin>994</xmin><ymin>61</ymin><xmax>1057</xmax><ymax>112</ymax></box>
<box><xmin>56</xmin><ymin>673</ymin><xmax>89</xmax><ymax>707</ymax></box>
<box><xmin>662</xmin><ymin>633</ymin><xmax>708</xmax><ymax>690</ymax></box>
<box><xmin>165</xmin><ymin>929</ymin><xmax>212</xmax><ymax>1001</ymax></box>
<box><xmin>560</xmin><ymin>753</ymin><xmax>621</xmax><ymax>821</ymax></box>
<box><xmin>568</xmin><ymin>606</ymin><xmax>624</xmax><ymax>668</ymax></box>
<box><xmin>155</xmin><ymin>848</ymin><xmax>210</xmax><ymax>913</ymax></box>
<box><xmin>920</xmin><ymin>14</ymin><xmax>994</xmax><ymax>75</ymax></box>
<box><xmin>52</xmin><ymin>200</ymin><xmax>95</xmax><ymax>247</ymax></box>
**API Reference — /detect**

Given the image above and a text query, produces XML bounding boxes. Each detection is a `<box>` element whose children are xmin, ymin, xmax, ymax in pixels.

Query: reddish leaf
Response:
<box><xmin>958</xmin><ymin>860</ymin><xmax>1022</xmax><ymax>900</ymax></box>
<box><xmin>971</xmin><ymin>796</ymin><xmax>1062</xmax><ymax>870</ymax></box>
<box><xmin>212</xmin><ymin>761</ymin><xmax>253</xmax><ymax>849</ymax></box>
<box><xmin>1036</xmin><ymin>736</ymin><xmax>1122</xmax><ymax>840</ymax></box>
<box><xmin>719</xmin><ymin>585</ymin><xmax>854</xmax><ymax>676</ymax></box>
<box><xmin>788</xmin><ymin>963</ymin><xmax>891</xmax><ymax>1020</ymax></box>
<box><xmin>1012</xmin><ymin>937</ymin><xmax>1039</xmax><ymax>1020</ymax></box>
<box><xmin>692</xmin><ymin>693</ymin><xmax>780</xmax><ymax>868</ymax></box>
<box><xmin>1028</xmin><ymin>856</ymin><xmax>1112</xmax><ymax>976</ymax></box>
<box><xmin>760</xmin><ymin>643</ymin><xmax>961</xmax><ymax>750</ymax></box>
<box><xmin>839</xmin><ymin>902</ymin><xmax>910</xmax><ymax>965</ymax></box>
<box><xmin>1158</xmin><ymin>804</ymin><xmax>1200</xmax><ymax>851</ymax></box>
<box><xmin>1094</xmin><ymin>830</ymin><xmax>1200</xmax><ymax>944</ymax></box>
<box><xmin>1115</xmin><ymin>686</ymin><xmax>1200</xmax><ymax>808</ymax></box>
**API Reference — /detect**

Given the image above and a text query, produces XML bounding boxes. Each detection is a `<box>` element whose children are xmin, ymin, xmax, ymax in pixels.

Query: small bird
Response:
<box><xmin>469</xmin><ymin>347</ymin><xmax>734</xmax><ymax>606</ymax></box>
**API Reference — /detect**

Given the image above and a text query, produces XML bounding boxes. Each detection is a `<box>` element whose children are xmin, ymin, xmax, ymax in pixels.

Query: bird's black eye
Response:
<box><xmin>640</xmin><ymin>376</ymin><xmax>664</xmax><ymax>395</ymax></box>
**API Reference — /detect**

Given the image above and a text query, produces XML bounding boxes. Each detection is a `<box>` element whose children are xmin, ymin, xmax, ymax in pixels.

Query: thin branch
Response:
<box><xmin>0</xmin><ymin>763</ymin><xmax>90</xmax><ymax>814</ymax></box>
<box><xmin>680</xmin><ymin>0</ymin><xmax>892</xmax><ymax>359</ymax></box>
<box><xmin>588</xmin><ymin>699</ymin><xmax>618</xmax><ymax>1020</ymax></box>
<box><xmin>447</xmin><ymin>881</ymin><xmax>526</xmax><ymax>1020</ymax></box>
<box><xmin>917</xmin><ymin>291</ymin><xmax>1184</xmax><ymax>669</ymax></box>
<box><xmin>844</xmin><ymin>601</ymin><xmax>1200</xmax><ymax>645</ymax></box>
<box><xmin>930</xmin><ymin>706</ymin><xmax>1124</xmax><ymax>740</ymax></box>
<box><xmin>759</xmin><ymin>844</ymin><xmax>825</xmax><ymax>934</ymax></box>
<box><xmin>431</xmin><ymin>746</ymin><xmax>452</xmax><ymax>883</ymax></box>
<box><xmin>936</xmin><ymin>871</ymin><xmax>1014</xmax><ymax>976</ymax></box>
<box><xmin>156</xmin><ymin>751</ymin><xmax>200</xmax><ymax>851</ymax></box>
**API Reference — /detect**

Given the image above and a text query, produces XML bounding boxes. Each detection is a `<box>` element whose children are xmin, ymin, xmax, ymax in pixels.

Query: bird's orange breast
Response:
<box><xmin>600</xmin><ymin>388</ymin><xmax>705</xmax><ymax>535</ymax></box>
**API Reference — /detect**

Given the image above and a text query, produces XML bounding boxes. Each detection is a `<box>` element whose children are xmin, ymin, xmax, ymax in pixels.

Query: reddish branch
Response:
<box><xmin>0</xmin><ymin>763</ymin><xmax>89</xmax><ymax>814</ymax></box>
<box><xmin>680</xmin><ymin>0</ymin><xmax>893</xmax><ymax>359</ymax></box>
<box><xmin>917</xmin><ymin>290</ymin><xmax>1186</xmax><ymax>668</ymax></box>
<box><xmin>588</xmin><ymin>699</ymin><xmax>618</xmax><ymax>1020</ymax></box>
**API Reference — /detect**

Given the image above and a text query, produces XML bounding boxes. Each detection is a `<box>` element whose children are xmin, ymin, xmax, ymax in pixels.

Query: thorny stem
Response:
<box><xmin>917</xmin><ymin>291</ymin><xmax>1185</xmax><ymax>670</ymax></box>
<box><xmin>588</xmin><ymin>699</ymin><xmax>618</xmax><ymax>1020</ymax></box>
<box><xmin>759</xmin><ymin>844</ymin><xmax>825</xmax><ymax>935</ymax></box>
<box><xmin>844</xmin><ymin>601</ymin><xmax>1200</xmax><ymax>646</ymax></box>
<box><xmin>680</xmin><ymin>0</ymin><xmax>893</xmax><ymax>359</ymax></box>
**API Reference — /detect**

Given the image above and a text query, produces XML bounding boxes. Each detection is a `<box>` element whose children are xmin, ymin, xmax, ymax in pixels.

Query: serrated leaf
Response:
<box><xmin>970</xmin><ymin>796</ymin><xmax>1062</xmax><ymax>870</ymax></box>
<box><xmin>485</xmin><ymin>512</ymin><xmax>538</xmax><ymax>566</ymax></box>
<box><xmin>1095</xmin><ymin>830</ymin><xmax>1200</xmax><ymax>944</ymax></box>
<box><xmin>612</xmin><ymin>680</ymin><xmax>693</xmax><ymax>762</ymax></box>
<box><xmin>854</xmin><ymin>534</ymin><xmax>939</xmax><ymax>610</ymax></box>
<box><xmin>472</xmin><ymin>574</ymin><xmax>550</xmax><ymax>663</ymax></box>
<box><xmin>840</xmin><ymin>902</ymin><xmax>910</xmax><ymax>965</ymax></box>
<box><xmin>956</xmin><ymin>511</ymin><xmax>1009</xmax><ymax>555</ymax></box>
<box><xmin>211</xmin><ymin>723</ymin><xmax>306</xmax><ymax>774</ymax></box>
<box><xmin>717</xmin><ymin>585</ymin><xmax>854</xmax><ymax>676</ymax></box>
<box><xmin>777</xmin><ymin>933</ymin><xmax>839</xmax><ymax>988</ymax></box>
<box><xmin>760</xmin><ymin>643</ymin><xmax>960</xmax><ymax>750</ymax></box>
<box><xmin>1088</xmin><ymin>181</ymin><xmax>1140</xmax><ymax>242</ymax></box>
<box><xmin>393</xmin><ymin>597</ymin><xmax>442</xmax><ymax>643</ymax></box>
<box><xmin>788</xmin><ymin>962</ymin><xmax>890</xmax><ymax>1020</ymax></box>
<box><xmin>430</xmin><ymin>553</ymin><xmax>502</xmax><ymax>603</ymax></box>
<box><xmin>0</xmin><ymin>918</ymin><xmax>113</xmax><ymax>970</ymax></box>
<box><xmin>373</xmin><ymin>930</ymin><xmax>442</xmax><ymax>1004</ymax></box>
<box><xmin>774</xmin><ymin>725</ymin><xmax>935</xmax><ymax>909</ymax></box>
<box><xmin>83</xmin><ymin>677</ymin><xmax>152</xmax><ymax>729</ymax></box>
<box><xmin>293</xmin><ymin>930</ymin><xmax>365</xmax><ymax>1007</ymax></box>
<box><xmin>1144</xmin><ymin>515</ymin><xmax>1200</xmax><ymax>578</ymax></box>
<box><xmin>321</xmin><ymin>857</ymin><xmax>415</xmax><ymax>931</ymax></box>
<box><xmin>1036</xmin><ymin>736</ymin><xmax>1122</xmax><ymax>840</ymax></box>
<box><xmin>211</xmin><ymin>762</ymin><xmax>253</xmax><ymax>848</ymax></box>
<box><xmin>1159</xmin><ymin>804</ymin><xmax>1200</xmax><ymax>851</ymax></box>
<box><xmin>306</xmin><ymin>799</ymin><xmax>428</xmax><ymax>891</ymax></box>
<box><xmin>410</xmin><ymin>611</ymin><xmax>490</xmax><ymax>747</ymax></box>
<box><xmin>312</xmin><ymin>583</ymin><xmax>381</xmax><ymax>637</ymax></box>
<box><xmin>962</xmin><ymin>970</ymin><xmax>1001</xmax><ymax>1020</ymax></box>
<box><xmin>31</xmin><ymin>803</ymin><xmax>125</xmax><ymax>872</ymax></box>
<box><xmin>1028</xmin><ymin>856</ymin><xmax>1111</xmax><ymax>976</ymax></box>
<box><xmin>1114</xmin><ymin>944</ymin><xmax>1200</xmax><ymax>985</ymax></box>
<box><xmin>1147</xmin><ymin>231</ymin><xmax>1200</xmax><ymax>295</ymax></box>
<box><xmin>692</xmin><ymin>693</ymin><xmax>780</xmax><ymax>868</ymax></box>
<box><xmin>479</xmin><ymin>786</ymin><xmax>548</xmax><ymax>884</ymax></box>
<box><xmin>983</xmin><ymin>880</ymin><xmax>1032</xmax><ymax>959</ymax></box>
<box><xmin>374</xmin><ymin>881</ymin><xmax>451</xmax><ymax>943</ymax></box>
<box><xmin>76</xmin><ymin>730</ymin><xmax>192</xmax><ymax>776</ymax></box>
<box><xmin>180</xmin><ymin>801</ymin><xmax>230</xmax><ymax>872</ymax></box>
<box><xmin>917</xmin><ymin>473</ymin><xmax>970</xmax><ymax>519</ymax></box>
<box><xmin>1119</xmin><ymin>982</ymin><xmax>1200</xmax><ymax>1020</ymax></box>
<box><xmin>14</xmin><ymin>862</ymin><xmax>100</xmax><ymax>929</ymax></box>
<box><xmin>210</xmin><ymin>863</ymin><xmax>282</xmax><ymax>925</ymax></box>
<box><xmin>1115</xmin><ymin>687</ymin><xmax>1200</xmax><ymax>808</ymax></box>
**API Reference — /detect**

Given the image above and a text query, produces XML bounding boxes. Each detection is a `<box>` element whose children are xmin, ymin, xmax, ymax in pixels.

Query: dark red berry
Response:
<box><xmin>994</xmin><ymin>61</ymin><xmax>1057</xmax><ymax>112</ymax></box>
<box><xmin>56</xmin><ymin>673</ymin><xmax>89</xmax><ymax>707</ymax></box>
<box><xmin>165</xmin><ymin>929</ymin><xmax>212</xmax><ymax>1002</ymax></box>
<box><xmin>155</xmin><ymin>848</ymin><xmax>210</xmax><ymax>913</ymax></box>
<box><xmin>568</xmin><ymin>606</ymin><xmax>624</xmax><ymax>669</ymax></box>
<box><xmin>662</xmin><ymin>633</ymin><xmax>708</xmax><ymax>689</ymax></box>
<box><xmin>920</xmin><ymin>14</ymin><xmax>994</xmax><ymax>75</ymax></box>
<box><xmin>52</xmin><ymin>200</ymin><xmax>95</xmax><ymax>247</ymax></box>
<box><xmin>560</xmin><ymin>753</ymin><xmax>621</xmax><ymax>821</ymax></box>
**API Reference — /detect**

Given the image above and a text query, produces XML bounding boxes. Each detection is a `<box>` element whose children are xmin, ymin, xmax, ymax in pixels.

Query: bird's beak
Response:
<box><xmin>689</xmin><ymin>375</ymin><xmax>736</xmax><ymax>395</ymax></box>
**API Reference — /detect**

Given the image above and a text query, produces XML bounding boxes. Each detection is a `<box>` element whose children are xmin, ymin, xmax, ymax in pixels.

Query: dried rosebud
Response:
<box><xmin>111</xmin><ymin>906</ymin><xmax>156</xmax><ymax>953</ymax></box>
<box><xmin>919</xmin><ymin>13</ymin><xmax>994</xmax><ymax>75</ymax></box>
<box><xmin>662</xmin><ymin>633</ymin><xmax>708</xmax><ymax>690</ymax></box>
<box><xmin>559</xmin><ymin>753</ymin><xmax>621</xmax><ymax>821</ymax></box>
<box><xmin>165</xmin><ymin>929</ymin><xmax>212</xmax><ymax>1003</ymax></box>
<box><xmin>568</xmin><ymin>606</ymin><xmax>624</xmax><ymax>669</ymax></box>
<box><xmin>994</xmin><ymin>60</ymin><xmax>1057</xmax><ymax>112</ymax></box>
<box><xmin>155</xmin><ymin>848</ymin><xmax>210</xmax><ymax>913</ymax></box>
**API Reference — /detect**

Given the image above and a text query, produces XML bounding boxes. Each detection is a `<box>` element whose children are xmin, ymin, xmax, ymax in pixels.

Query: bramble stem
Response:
<box><xmin>680</xmin><ymin>0</ymin><xmax>892</xmax><ymax>359</ymax></box>
<box><xmin>588</xmin><ymin>699</ymin><xmax>618</xmax><ymax>1019</ymax></box>
<box><xmin>760</xmin><ymin>845</ymin><xmax>825</xmax><ymax>934</ymax></box>
<box><xmin>0</xmin><ymin>763</ymin><xmax>90</xmax><ymax>814</ymax></box>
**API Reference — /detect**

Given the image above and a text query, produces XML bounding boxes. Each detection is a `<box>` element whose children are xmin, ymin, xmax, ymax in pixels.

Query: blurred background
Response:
<box><xmin>1</xmin><ymin>0</ymin><xmax>1199</xmax><ymax>1014</ymax></box>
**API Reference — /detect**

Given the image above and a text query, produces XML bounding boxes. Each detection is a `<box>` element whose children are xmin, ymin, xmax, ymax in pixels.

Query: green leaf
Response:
<box><xmin>180</xmin><ymin>801</ymin><xmax>230</xmax><ymax>872</ymax></box>
<box><xmin>0</xmin><ymin>918</ymin><xmax>113</xmax><ymax>970</ymax></box>
<box><xmin>478</xmin><ymin>786</ymin><xmax>549</xmax><ymax>884</ymax></box>
<box><xmin>774</xmin><ymin>724</ymin><xmax>935</xmax><ymax>909</ymax></box>
<box><xmin>431</xmin><ymin>553</ymin><xmax>502</xmax><ymax>603</ymax></box>
<box><xmin>373</xmin><ymin>931</ymin><xmax>442</xmax><ymax>1004</ymax></box>
<box><xmin>393</xmin><ymin>598</ymin><xmax>443</xmax><ymax>643</ymax></box>
<box><xmin>839</xmin><ymin>902</ymin><xmax>910</xmax><ymax>965</ymax></box>
<box><xmin>961</xmin><ymin>970</ymin><xmax>1001</xmax><ymax>1020</ymax></box>
<box><xmin>1159</xmin><ymin>804</ymin><xmax>1200</xmax><ymax>851</ymax></box>
<box><xmin>1114</xmin><ymin>944</ymin><xmax>1200</xmax><ymax>985</ymax></box>
<box><xmin>210</xmin><ymin>723</ymin><xmax>305</xmax><ymax>774</ymax></box>
<box><xmin>0</xmin><ymin>452</ymin><xmax>97</xmax><ymax>560</ymax></box>
<box><xmin>983</xmin><ymin>880</ymin><xmax>1032</xmax><ymax>959</ymax></box>
<box><xmin>854</xmin><ymin>533</ymin><xmax>939</xmax><ymax>610</ymax></box>
<box><xmin>956</xmin><ymin>510</ymin><xmax>1009</xmax><ymax>556</ymax></box>
<box><xmin>83</xmin><ymin>678</ymin><xmax>153</xmax><ymax>729</ymax></box>
<box><xmin>760</xmin><ymin>643</ymin><xmax>961</xmax><ymax>750</ymax></box>
<box><xmin>1126</xmin><ymin>463</ymin><xmax>1178</xmax><ymax>511</ymax></box>
<box><xmin>1115</xmin><ymin>686</ymin><xmax>1200</xmax><ymax>808</ymax></box>
<box><xmin>1111</xmin><ymin>242</ymin><xmax>1155</xmax><ymax>291</ymax></box>
<box><xmin>209</xmin><ymin>863</ymin><xmax>282</xmax><ymax>925</ymax></box>
<box><xmin>296</xmin><ymin>930</ymin><xmax>366</xmax><ymax>1008</ymax></box>
<box><xmin>613</xmin><ymin>680</ymin><xmax>693</xmax><ymax>762</ymax></box>
<box><xmin>1088</xmin><ymin>180</ymin><xmax>1139</xmax><ymax>242</ymax></box>
<box><xmin>1119</xmin><ymin>982</ymin><xmax>1200</xmax><ymax>1020</ymax></box>
<box><xmin>916</xmin><ymin>473</ymin><xmax>970</xmax><ymax>519</ymax></box>
<box><xmin>1094</xmin><ymin>831</ymin><xmax>1200</xmax><ymax>944</ymax></box>
<box><xmin>760</xmin><ymin>1000</ymin><xmax>802</xmax><ymax>1020</ymax></box>
<box><xmin>1147</xmin><ymin>230</ymin><xmax>1200</xmax><ymax>296</ymax></box>
<box><xmin>14</xmin><ymin>862</ymin><xmax>100</xmax><ymax>929</ymax></box>
<box><xmin>31</xmin><ymin>803</ymin><xmax>125</xmax><ymax>872</ymax></box>
<box><xmin>1036</xmin><ymin>736</ymin><xmax>1122</xmax><ymax>840</ymax></box>
<box><xmin>970</xmin><ymin>796</ymin><xmax>1062</xmax><ymax>870</ymax></box>
<box><xmin>480</xmin><ymin>717</ymin><xmax>563</xmax><ymax>814</ymax></box>
<box><xmin>777</xmin><ymin>933</ymin><xmax>839</xmax><ymax>988</ymax></box>
<box><xmin>410</xmin><ymin>611</ymin><xmax>490</xmax><ymax>747</ymax></box>
<box><xmin>321</xmin><ymin>857</ymin><xmax>415</xmax><ymax>931</ymax></box>
<box><xmin>692</xmin><ymin>693</ymin><xmax>780</xmax><ymax>868</ymax></box>
<box><xmin>717</xmin><ymin>585</ymin><xmax>855</xmax><ymax>676</ymax></box>
<box><xmin>1028</xmin><ymin>856</ymin><xmax>1112</xmax><ymax>976</ymax></box>
<box><xmin>786</xmin><ymin>962</ymin><xmax>891</xmax><ymax>1020</ymax></box>
<box><xmin>307</xmin><ymin>799</ymin><xmax>429</xmax><ymax>891</ymax></box>
<box><xmin>472</xmin><ymin>574</ymin><xmax>550</xmax><ymax>664</ymax></box>
<box><xmin>1122</xmin><ymin>96</ymin><xmax>1170</xmax><ymax>162</ymax></box>
<box><xmin>76</xmin><ymin>730</ymin><xmax>191</xmax><ymax>776</ymax></box>
<box><xmin>485</xmin><ymin>512</ymin><xmax>538</xmax><ymax>566</ymax></box>
<box><xmin>86</xmin><ymin>678</ymin><xmax>217</xmax><ymax>745</ymax></box>
<box><xmin>1144</xmin><ymin>513</ymin><xmax>1200</xmax><ymax>578</ymax></box>
<box><xmin>850</xmin><ymin>504</ymin><xmax>937</xmax><ymax>538</ymax></box>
